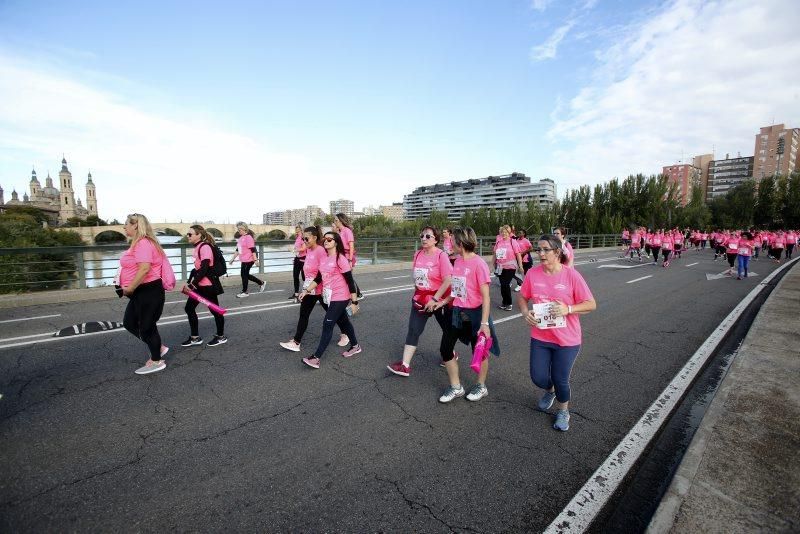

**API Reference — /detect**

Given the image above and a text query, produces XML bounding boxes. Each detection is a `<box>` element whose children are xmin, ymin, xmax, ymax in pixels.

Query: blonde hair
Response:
<box><xmin>126</xmin><ymin>213</ymin><xmax>165</xmax><ymax>257</ymax></box>
<box><xmin>190</xmin><ymin>224</ymin><xmax>216</xmax><ymax>246</ymax></box>
<box><xmin>236</xmin><ymin>221</ymin><xmax>254</xmax><ymax>237</ymax></box>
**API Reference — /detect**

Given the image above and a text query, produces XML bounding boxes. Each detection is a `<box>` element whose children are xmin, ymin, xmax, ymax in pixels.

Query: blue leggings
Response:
<box><xmin>737</xmin><ymin>255</ymin><xmax>750</xmax><ymax>277</ymax></box>
<box><xmin>529</xmin><ymin>339</ymin><xmax>581</xmax><ymax>403</ymax></box>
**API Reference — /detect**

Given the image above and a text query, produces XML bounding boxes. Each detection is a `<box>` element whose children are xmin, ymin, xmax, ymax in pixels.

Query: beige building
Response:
<box><xmin>285</xmin><ymin>205</ymin><xmax>326</xmax><ymax>226</ymax></box>
<box><xmin>752</xmin><ymin>124</ymin><xmax>799</xmax><ymax>180</ymax></box>
<box><xmin>380</xmin><ymin>203</ymin><xmax>405</xmax><ymax>222</ymax></box>
<box><xmin>692</xmin><ymin>153</ymin><xmax>714</xmax><ymax>198</ymax></box>
<box><xmin>329</xmin><ymin>199</ymin><xmax>354</xmax><ymax>218</ymax></box>
<box><xmin>662</xmin><ymin>164</ymin><xmax>701</xmax><ymax>206</ymax></box>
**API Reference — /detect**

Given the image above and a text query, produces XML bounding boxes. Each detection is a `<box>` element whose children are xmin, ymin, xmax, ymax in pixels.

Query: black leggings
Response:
<box><xmin>498</xmin><ymin>268</ymin><xmax>516</xmax><ymax>306</ymax></box>
<box><xmin>241</xmin><ymin>261</ymin><xmax>263</xmax><ymax>292</ymax></box>
<box><xmin>313</xmin><ymin>300</ymin><xmax>358</xmax><ymax>359</ymax></box>
<box><xmin>726</xmin><ymin>252</ymin><xmax>736</xmax><ymax>268</ymax></box>
<box><xmin>293</xmin><ymin>257</ymin><xmax>306</xmax><ymax>294</ymax></box>
<box><xmin>441</xmin><ymin>315</ymin><xmax>476</xmax><ymax>362</ymax></box>
<box><xmin>405</xmin><ymin>304</ymin><xmax>449</xmax><ymax>358</ymax></box>
<box><xmin>293</xmin><ymin>294</ymin><xmax>328</xmax><ymax>343</ymax></box>
<box><xmin>185</xmin><ymin>285</ymin><xmax>224</xmax><ymax>337</ymax></box>
<box><xmin>651</xmin><ymin>247</ymin><xmax>660</xmax><ymax>262</ymax></box>
<box><xmin>661</xmin><ymin>249</ymin><xmax>671</xmax><ymax>262</ymax></box>
<box><xmin>785</xmin><ymin>245</ymin><xmax>794</xmax><ymax>259</ymax></box>
<box><xmin>123</xmin><ymin>279</ymin><xmax>165</xmax><ymax>360</ymax></box>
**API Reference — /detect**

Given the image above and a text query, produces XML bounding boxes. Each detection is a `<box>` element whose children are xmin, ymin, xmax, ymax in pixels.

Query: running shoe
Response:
<box><xmin>438</xmin><ymin>384</ymin><xmax>465</xmax><ymax>403</ymax></box>
<box><xmin>160</xmin><ymin>346</ymin><xmax>169</xmax><ymax>358</ymax></box>
<box><xmin>135</xmin><ymin>360</ymin><xmax>166</xmax><ymax>375</ymax></box>
<box><xmin>302</xmin><ymin>356</ymin><xmax>320</xmax><ymax>369</ymax></box>
<box><xmin>553</xmin><ymin>409</ymin><xmax>570</xmax><ymax>431</ymax></box>
<box><xmin>207</xmin><ymin>335</ymin><xmax>228</xmax><ymax>347</ymax></box>
<box><xmin>236</xmin><ymin>292</ymin><xmax>249</xmax><ymax>298</ymax></box>
<box><xmin>466</xmin><ymin>383</ymin><xmax>488</xmax><ymax>401</ymax></box>
<box><xmin>337</xmin><ymin>334</ymin><xmax>350</xmax><ymax>347</ymax></box>
<box><xmin>497</xmin><ymin>304</ymin><xmax>513</xmax><ymax>311</ymax></box>
<box><xmin>514</xmin><ymin>286</ymin><xmax>521</xmax><ymax>292</ymax></box>
<box><xmin>280</xmin><ymin>340</ymin><xmax>301</xmax><ymax>352</ymax></box>
<box><xmin>387</xmin><ymin>361</ymin><xmax>411</xmax><ymax>377</ymax></box>
<box><xmin>342</xmin><ymin>344</ymin><xmax>362</xmax><ymax>358</ymax></box>
<box><xmin>181</xmin><ymin>337</ymin><xmax>203</xmax><ymax>347</ymax></box>
<box><xmin>538</xmin><ymin>391</ymin><xmax>556</xmax><ymax>411</ymax></box>
<box><xmin>440</xmin><ymin>352</ymin><xmax>458</xmax><ymax>367</ymax></box>
<box><xmin>288</xmin><ymin>293</ymin><xmax>298</xmax><ymax>300</ymax></box>
<box><xmin>259</xmin><ymin>282</ymin><xmax>267</xmax><ymax>293</ymax></box>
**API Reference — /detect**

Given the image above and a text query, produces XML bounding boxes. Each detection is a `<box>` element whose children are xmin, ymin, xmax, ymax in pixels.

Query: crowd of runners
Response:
<box><xmin>115</xmin><ymin>212</ymin><xmax>792</xmax><ymax>432</ymax></box>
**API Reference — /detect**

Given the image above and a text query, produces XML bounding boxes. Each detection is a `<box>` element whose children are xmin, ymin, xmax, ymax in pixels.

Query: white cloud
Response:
<box><xmin>531</xmin><ymin>0</ymin><xmax>555</xmax><ymax>12</ymax></box>
<box><xmin>545</xmin><ymin>0</ymin><xmax>800</xmax><ymax>190</ymax></box>
<box><xmin>531</xmin><ymin>21</ymin><xmax>575</xmax><ymax>61</ymax></box>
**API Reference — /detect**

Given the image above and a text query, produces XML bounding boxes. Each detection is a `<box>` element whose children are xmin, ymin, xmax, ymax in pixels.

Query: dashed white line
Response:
<box><xmin>383</xmin><ymin>275</ymin><xmax>408</xmax><ymax>280</ymax></box>
<box><xmin>686</xmin><ymin>262</ymin><xmax>699</xmax><ymax>267</ymax></box>
<box><xmin>626</xmin><ymin>275</ymin><xmax>652</xmax><ymax>284</ymax></box>
<box><xmin>0</xmin><ymin>314</ymin><xmax>61</xmax><ymax>324</ymax></box>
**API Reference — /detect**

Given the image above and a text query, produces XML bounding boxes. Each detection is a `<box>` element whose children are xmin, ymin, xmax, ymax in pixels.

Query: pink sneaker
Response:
<box><xmin>337</xmin><ymin>334</ymin><xmax>350</xmax><ymax>347</ymax></box>
<box><xmin>387</xmin><ymin>361</ymin><xmax>411</xmax><ymax>377</ymax></box>
<box><xmin>342</xmin><ymin>344</ymin><xmax>362</xmax><ymax>358</ymax></box>
<box><xmin>302</xmin><ymin>356</ymin><xmax>320</xmax><ymax>369</ymax></box>
<box><xmin>440</xmin><ymin>352</ymin><xmax>458</xmax><ymax>367</ymax></box>
<box><xmin>280</xmin><ymin>339</ymin><xmax>301</xmax><ymax>352</ymax></box>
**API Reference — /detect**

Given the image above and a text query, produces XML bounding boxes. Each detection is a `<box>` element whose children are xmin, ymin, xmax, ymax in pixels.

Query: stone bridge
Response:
<box><xmin>64</xmin><ymin>223</ymin><xmax>295</xmax><ymax>244</ymax></box>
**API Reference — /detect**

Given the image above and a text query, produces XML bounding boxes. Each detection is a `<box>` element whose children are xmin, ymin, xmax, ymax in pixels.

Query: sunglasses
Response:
<box><xmin>302</xmin><ymin>237</ymin><xmax>312</xmax><ymax>242</ymax></box>
<box><xmin>186</xmin><ymin>233</ymin><xmax>194</xmax><ymax>237</ymax></box>
<box><xmin>323</xmin><ymin>237</ymin><xmax>335</xmax><ymax>243</ymax></box>
<box><xmin>534</xmin><ymin>247</ymin><xmax>554</xmax><ymax>253</ymax></box>
<box><xmin>419</xmin><ymin>234</ymin><xmax>435</xmax><ymax>240</ymax></box>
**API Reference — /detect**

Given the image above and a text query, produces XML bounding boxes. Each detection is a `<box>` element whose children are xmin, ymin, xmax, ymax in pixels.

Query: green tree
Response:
<box><xmin>755</xmin><ymin>175</ymin><xmax>776</xmax><ymax>228</ymax></box>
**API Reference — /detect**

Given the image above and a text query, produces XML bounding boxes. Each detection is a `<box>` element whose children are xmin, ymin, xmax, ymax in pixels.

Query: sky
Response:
<box><xmin>0</xmin><ymin>0</ymin><xmax>798</xmax><ymax>224</ymax></box>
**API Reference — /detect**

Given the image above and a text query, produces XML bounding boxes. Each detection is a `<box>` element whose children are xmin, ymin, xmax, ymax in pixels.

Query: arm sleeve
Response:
<box><xmin>313</xmin><ymin>273</ymin><xmax>322</xmax><ymax>284</ymax></box>
<box><xmin>195</xmin><ymin>259</ymin><xmax>212</xmax><ymax>280</ymax></box>
<box><xmin>342</xmin><ymin>271</ymin><xmax>357</xmax><ymax>294</ymax></box>
<box><xmin>250</xmin><ymin>247</ymin><xmax>257</xmax><ymax>254</ymax></box>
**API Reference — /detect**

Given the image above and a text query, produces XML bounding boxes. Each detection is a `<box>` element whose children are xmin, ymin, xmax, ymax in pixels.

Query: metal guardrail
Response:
<box><xmin>0</xmin><ymin>235</ymin><xmax>621</xmax><ymax>292</ymax></box>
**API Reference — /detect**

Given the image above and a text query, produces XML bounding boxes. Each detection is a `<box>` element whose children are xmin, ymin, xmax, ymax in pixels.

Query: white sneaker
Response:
<box><xmin>236</xmin><ymin>292</ymin><xmax>249</xmax><ymax>298</ymax></box>
<box><xmin>466</xmin><ymin>383</ymin><xmax>488</xmax><ymax>401</ymax></box>
<box><xmin>135</xmin><ymin>360</ymin><xmax>166</xmax><ymax>375</ymax></box>
<box><xmin>337</xmin><ymin>334</ymin><xmax>350</xmax><ymax>347</ymax></box>
<box><xmin>259</xmin><ymin>283</ymin><xmax>267</xmax><ymax>293</ymax></box>
<box><xmin>280</xmin><ymin>340</ymin><xmax>301</xmax><ymax>352</ymax></box>
<box><xmin>514</xmin><ymin>286</ymin><xmax>521</xmax><ymax>292</ymax></box>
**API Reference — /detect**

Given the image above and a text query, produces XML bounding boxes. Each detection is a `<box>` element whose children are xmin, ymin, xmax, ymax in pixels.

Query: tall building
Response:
<box><xmin>692</xmin><ymin>153</ymin><xmax>714</xmax><ymax>198</ymax></box>
<box><xmin>380</xmin><ymin>203</ymin><xmax>405</xmax><ymax>222</ymax></box>
<box><xmin>329</xmin><ymin>199</ymin><xmax>354</xmax><ymax>218</ymax></box>
<box><xmin>662</xmin><ymin>163</ymin><xmax>702</xmax><ymax>206</ymax></box>
<box><xmin>403</xmin><ymin>173</ymin><xmax>556</xmax><ymax>220</ymax></box>
<box><xmin>285</xmin><ymin>205</ymin><xmax>326</xmax><ymax>226</ymax></box>
<box><xmin>706</xmin><ymin>155</ymin><xmax>755</xmax><ymax>201</ymax></box>
<box><xmin>262</xmin><ymin>211</ymin><xmax>285</xmax><ymax>224</ymax></box>
<box><xmin>752</xmin><ymin>124</ymin><xmax>799</xmax><ymax>180</ymax></box>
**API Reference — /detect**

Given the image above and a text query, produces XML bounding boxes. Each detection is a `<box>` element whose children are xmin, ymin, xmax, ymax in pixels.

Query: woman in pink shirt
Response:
<box><xmin>660</xmin><ymin>231</ymin><xmax>673</xmax><ymax>268</ymax></box>
<box><xmin>553</xmin><ymin>228</ymin><xmax>574</xmax><ymax>268</ymax></box>
<box><xmin>493</xmin><ymin>225</ymin><xmax>523</xmax><ymax>310</ymax></box>
<box><xmin>771</xmin><ymin>231</ymin><xmax>786</xmax><ymax>263</ymax></box>
<box><xmin>430</xmin><ymin>227</ymin><xmax>500</xmax><ymax>403</ymax></box>
<box><xmin>517</xmin><ymin>233</ymin><xmax>596</xmax><ymax>432</ymax></box>
<box><xmin>299</xmin><ymin>231</ymin><xmax>361</xmax><ymax>369</ymax></box>
<box><xmin>786</xmin><ymin>230</ymin><xmax>797</xmax><ymax>259</ymax></box>
<box><xmin>333</xmin><ymin>212</ymin><xmax>362</xmax><ymax>345</ymax></box>
<box><xmin>290</xmin><ymin>224</ymin><xmax>307</xmax><ymax>301</ymax></box>
<box><xmin>230</xmin><ymin>222</ymin><xmax>265</xmax><ymax>298</ymax></box>
<box><xmin>119</xmin><ymin>213</ymin><xmax>170</xmax><ymax>375</ymax></box>
<box><xmin>442</xmin><ymin>228</ymin><xmax>457</xmax><ymax>265</ymax></box>
<box><xmin>182</xmin><ymin>225</ymin><xmax>226</xmax><ymax>347</ymax></box>
<box><xmin>387</xmin><ymin>226</ymin><xmax>453</xmax><ymax>377</ymax></box>
<box><xmin>628</xmin><ymin>228</ymin><xmax>643</xmax><ymax>261</ymax></box>
<box><xmin>514</xmin><ymin>229</ymin><xmax>534</xmax><ymax>291</ymax></box>
<box><xmin>736</xmin><ymin>232</ymin><xmax>753</xmax><ymax>280</ymax></box>
<box><xmin>724</xmin><ymin>233</ymin><xmax>740</xmax><ymax>275</ymax></box>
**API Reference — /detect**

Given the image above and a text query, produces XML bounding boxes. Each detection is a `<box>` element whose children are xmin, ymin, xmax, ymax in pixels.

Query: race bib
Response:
<box><xmin>322</xmin><ymin>287</ymin><xmax>332</xmax><ymax>305</ymax></box>
<box><xmin>414</xmin><ymin>267</ymin><xmax>431</xmax><ymax>289</ymax></box>
<box><xmin>451</xmin><ymin>276</ymin><xmax>467</xmax><ymax>299</ymax></box>
<box><xmin>302</xmin><ymin>279</ymin><xmax>312</xmax><ymax>291</ymax></box>
<box><xmin>532</xmin><ymin>302</ymin><xmax>566</xmax><ymax>329</ymax></box>
<box><xmin>728</xmin><ymin>243</ymin><xmax>738</xmax><ymax>250</ymax></box>
<box><xmin>495</xmin><ymin>248</ymin><xmax>507</xmax><ymax>260</ymax></box>
<box><xmin>738</xmin><ymin>247</ymin><xmax>750</xmax><ymax>255</ymax></box>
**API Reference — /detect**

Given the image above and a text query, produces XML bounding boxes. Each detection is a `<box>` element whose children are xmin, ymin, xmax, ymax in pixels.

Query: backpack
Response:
<box><xmin>160</xmin><ymin>254</ymin><xmax>177</xmax><ymax>291</ymax></box>
<box><xmin>201</xmin><ymin>242</ymin><xmax>228</xmax><ymax>278</ymax></box>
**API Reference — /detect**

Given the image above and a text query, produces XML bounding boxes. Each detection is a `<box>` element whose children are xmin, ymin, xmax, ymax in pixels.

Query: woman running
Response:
<box><xmin>724</xmin><ymin>232</ymin><xmax>739</xmax><ymax>275</ymax></box>
<box><xmin>300</xmin><ymin>231</ymin><xmax>361</xmax><ymax>369</ymax></box>
<box><xmin>517</xmin><ymin>233</ymin><xmax>596</xmax><ymax>431</ymax></box>
<box><xmin>290</xmin><ymin>223</ymin><xmax>307</xmax><ymax>301</ymax></box>
<box><xmin>736</xmin><ymin>232</ymin><xmax>753</xmax><ymax>280</ymax></box>
<box><xmin>120</xmin><ymin>213</ymin><xmax>170</xmax><ymax>375</ymax></box>
<box><xmin>553</xmin><ymin>228</ymin><xmax>574</xmax><ymax>267</ymax></box>
<box><xmin>230</xmin><ymin>222</ymin><xmax>265</xmax><ymax>298</ymax></box>
<box><xmin>628</xmin><ymin>227</ymin><xmax>643</xmax><ymax>262</ymax></box>
<box><xmin>182</xmin><ymin>225</ymin><xmax>226</xmax><ymax>347</ymax></box>
<box><xmin>430</xmin><ymin>227</ymin><xmax>500</xmax><ymax>403</ymax></box>
<box><xmin>660</xmin><ymin>230</ymin><xmax>673</xmax><ymax>267</ymax></box>
<box><xmin>386</xmin><ymin>226</ymin><xmax>453</xmax><ymax>377</ymax></box>
<box><xmin>493</xmin><ymin>225</ymin><xmax>523</xmax><ymax>310</ymax></box>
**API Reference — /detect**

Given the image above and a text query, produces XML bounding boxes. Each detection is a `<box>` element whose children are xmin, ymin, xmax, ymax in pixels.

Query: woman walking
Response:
<box><xmin>442</xmin><ymin>227</ymin><xmax>457</xmax><ymax>265</ymax></box>
<box><xmin>430</xmin><ymin>227</ymin><xmax>500</xmax><ymax>403</ymax></box>
<box><xmin>120</xmin><ymin>213</ymin><xmax>170</xmax><ymax>375</ymax></box>
<box><xmin>230</xmin><ymin>222</ymin><xmax>265</xmax><ymax>298</ymax></box>
<box><xmin>517</xmin><ymin>233</ymin><xmax>596</xmax><ymax>431</ymax></box>
<box><xmin>493</xmin><ymin>225</ymin><xmax>523</xmax><ymax>310</ymax></box>
<box><xmin>182</xmin><ymin>225</ymin><xmax>226</xmax><ymax>347</ymax></box>
<box><xmin>513</xmin><ymin>229</ymin><xmax>533</xmax><ymax>292</ymax></box>
<box><xmin>290</xmin><ymin>224</ymin><xmax>307</xmax><ymax>301</ymax></box>
<box><xmin>387</xmin><ymin>226</ymin><xmax>452</xmax><ymax>377</ymax></box>
<box><xmin>553</xmin><ymin>228</ymin><xmax>574</xmax><ymax>267</ymax></box>
<box><xmin>299</xmin><ymin>232</ymin><xmax>361</xmax><ymax>369</ymax></box>
<box><xmin>736</xmin><ymin>232</ymin><xmax>753</xmax><ymax>280</ymax></box>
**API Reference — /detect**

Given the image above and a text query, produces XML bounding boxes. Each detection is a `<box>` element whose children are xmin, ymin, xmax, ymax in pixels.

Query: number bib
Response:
<box><xmin>728</xmin><ymin>243</ymin><xmax>738</xmax><ymax>250</ymax></box>
<box><xmin>495</xmin><ymin>248</ymin><xmax>507</xmax><ymax>260</ymax></box>
<box><xmin>414</xmin><ymin>267</ymin><xmax>431</xmax><ymax>289</ymax></box>
<box><xmin>532</xmin><ymin>302</ymin><xmax>566</xmax><ymax>330</ymax></box>
<box><xmin>451</xmin><ymin>276</ymin><xmax>467</xmax><ymax>299</ymax></box>
<box><xmin>738</xmin><ymin>247</ymin><xmax>750</xmax><ymax>255</ymax></box>
<box><xmin>322</xmin><ymin>287</ymin><xmax>332</xmax><ymax>305</ymax></box>
<box><xmin>302</xmin><ymin>279</ymin><xmax>313</xmax><ymax>291</ymax></box>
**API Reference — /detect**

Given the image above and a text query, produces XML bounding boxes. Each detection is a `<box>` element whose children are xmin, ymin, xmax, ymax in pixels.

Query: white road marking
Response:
<box><xmin>597</xmin><ymin>263</ymin><xmax>648</xmax><ymax>269</ymax></box>
<box><xmin>685</xmin><ymin>262</ymin><xmax>699</xmax><ymax>267</ymax></box>
<box><xmin>545</xmin><ymin>256</ymin><xmax>799</xmax><ymax>533</ymax></box>
<box><xmin>383</xmin><ymin>275</ymin><xmax>408</xmax><ymax>280</ymax></box>
<box><xmin>626</xmin><ymin>275</ymin><xmax>652</xmax><ymax>284</ymax></box>
<box><xmin>0</xmin><ymin>314</ymin><xmax>61</xmax><ymax>324</ymax></box>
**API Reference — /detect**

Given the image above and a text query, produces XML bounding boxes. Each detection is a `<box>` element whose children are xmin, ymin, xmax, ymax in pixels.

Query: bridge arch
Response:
<box><xmin>206</xmin><ymin>227</ymin><xmax>223</xmax><ymax>238</ymax></box>
<box><xmin>94</xmin><ymin>230</ymin><xmax>127</xmax><ymax>244</ymax></box>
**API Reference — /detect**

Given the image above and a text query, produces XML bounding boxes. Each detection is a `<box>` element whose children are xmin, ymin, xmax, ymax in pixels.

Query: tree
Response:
<box><xmin>755</xmin><ymin>175</ymin><xmax>776</xmax><ymax>228</ymax></box>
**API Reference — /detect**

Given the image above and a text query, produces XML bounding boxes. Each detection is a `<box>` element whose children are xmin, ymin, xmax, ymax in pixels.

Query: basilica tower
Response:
<box><xmin>58</xmin><ymin>156</ymin><xmax>77</xmax><ymax>222</ymax></box>
<box><xmin>86</xmin><ymin>172</ymin><xmax>97</xmax><ymax>215</ymax></box>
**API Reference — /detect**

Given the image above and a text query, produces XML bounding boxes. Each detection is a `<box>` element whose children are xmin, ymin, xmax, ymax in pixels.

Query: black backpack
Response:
<box><xmin>201</xmin><ymin>242</ymin><xmax>228</xmax><ymax>277</ymax></box>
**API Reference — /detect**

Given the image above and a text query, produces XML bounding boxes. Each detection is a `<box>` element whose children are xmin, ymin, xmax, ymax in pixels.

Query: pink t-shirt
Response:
<box><xmin>413</xmin><ymin>248</ymin><xmax>452</xmax><ymax>291</ymax></box>
<box><xmin>450</xmin><ymin>254</ymin><xmax>491</xmax><ymax>309</ymax></box>
<box><xmin>630</xmin><ymin>232</ymin><xmax>641</xmax><ymax>247</ymax></box>
<box><xmin>517</xmin><ymin>238</ymin><xmax>533</xmax><ymax>263</ymax></box>
<box><xmin>338</xmin><ymin>227</ymin><xmax>355</xmax><ymax>255</ymax></box>
<box><xmin>302</xmin><ymin>245</ymin><xmax>326</xmax><ymax>295</ymax></box>
<box><xmin>443</xmin><ymin>237</ymin><xmax>454</xmax><ymax>256</ymax></box>
<box><xmin>238</xmin><ymin>234</ymin><xmax>256</xmax><ymax>263</ymax></box>
<box><xmin>193</xmin><ymin>243</ymin><xmax>215</xmax><ymax>287</ymax></box>
<box><xmin>737</xmin><ymin>239</ymin><xmax>752</xmax><ymax>257</ymax></box>
<box><xmin>119</xmin><ymin>238</ymin><xmax>162</xmax><ymax>287</ymax></box>
<box><xmin>494</xmin><ymin>238</ymin><xmax>520</xmax><ymax>269</ymax></box>
<box><xmin>651</xmin><ymin>234</ymin><xmax>662</xmax><ymax>247</ymax></box>
<box><xmin>294</xmin><ymin>235</ymin><xmax>307</xmax><ymax>258</ymax></box>
<box><xmin>661</xmin><ymin>236</ymin><xmax>673</xmax><ymax>250</ymax></box>
<box><xmin>319</xmin><ymin>252</ymin><xmax>353</xmax><ymax>302</ymax></box>
<box><xmin>521</xmin><ymin>264</ymin><xmax>594</xmax><ymax>347</ymax></box>
<box><xmin>725</xmin><ymin>237</ymin><xmax>740</xmax><ymax>255</ymax></box>
<box><xmin>562</xmin><ymin>241</ymin><xmax>574</xmax><ymax>264</ymax></box>
<box><xmin>773</xmin><ymin>236</ymin><xmax>786</xmax><ymax>249</ymax></box>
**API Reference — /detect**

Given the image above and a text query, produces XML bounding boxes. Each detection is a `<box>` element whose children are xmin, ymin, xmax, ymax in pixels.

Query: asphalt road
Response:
<box><xmin>0</xmin><ymin>249</ymin><xmax>785</xmax><ymax>532</ymax></box>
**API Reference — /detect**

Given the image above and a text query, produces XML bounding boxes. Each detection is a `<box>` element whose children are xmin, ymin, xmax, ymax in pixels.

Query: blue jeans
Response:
<box><xmin>737</xmin><ymin>255</ymin><xmax>750</xmax><ymax>278</ymax></box>
<box><xmin>529</xmin><ymin>338</ymin><xmax>581</xmax><ymax>403</ymax></box>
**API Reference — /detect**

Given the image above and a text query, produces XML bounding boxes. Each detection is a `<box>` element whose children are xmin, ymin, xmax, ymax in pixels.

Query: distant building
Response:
<box><xmin>0</xmin><ymin>156</ymin><xmax>98</xmax><ymax>225</ymax></box>
<box><xmin>662</xmin><ymin>163</ymin><xmax>702</xmax><ymax>206</ymax></box>
<box><xmin>329</xmin><ymin>199</ymin><xmax>354</xmax><ymax>218</ymax></box>
<box><xmin>381</xmin><ymin>203</ymin><xmax>405</xmax><ymax>222</ymax></box>
<box><xmin>706</xmin><ymin>155</ymin><xmax>755</xmax><ymax>201</ymax></box>
<box><xmin>262</xmin><ymin>211</ymin><xmax>285</xmax><ymax>224</ymax></box>
<box><xmin>692</xmin><ymin>153</ymin><xmax>714</xmax><ymax>198</ymax></box>
<box><xmin>285</xmin><ymin>205</ymin><xmax>326</xmax><ymax>226</ymax></box>
<box><xmin>752</xmin><ymin>124</ymin><xmax>799</xmax><ymax>180</ymax></box>
<box><xmin>403</xmin><ymin>173</ymin><xmax>556</xmax><ymax>220</ymax></box>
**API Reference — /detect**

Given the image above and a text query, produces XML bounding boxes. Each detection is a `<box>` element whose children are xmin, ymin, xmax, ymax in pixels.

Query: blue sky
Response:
<box><xmin>1</xmin><ymin>0</ymin><xmax>798</xmax><ymax>223</ymax></box>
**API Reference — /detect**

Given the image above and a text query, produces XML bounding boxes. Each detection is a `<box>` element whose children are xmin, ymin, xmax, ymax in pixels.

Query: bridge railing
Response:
<box><xmin>0</xmin><ymin>235</ymin><xmax>621</xmax><ymax>293</ymax></box>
